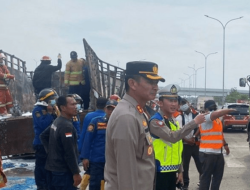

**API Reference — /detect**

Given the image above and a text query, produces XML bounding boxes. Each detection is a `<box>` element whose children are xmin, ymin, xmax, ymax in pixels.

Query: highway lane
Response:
<box><xmin>188</xmin><ymin>129</ymin><xmax>250</xmax><ymax>190</ymax></box>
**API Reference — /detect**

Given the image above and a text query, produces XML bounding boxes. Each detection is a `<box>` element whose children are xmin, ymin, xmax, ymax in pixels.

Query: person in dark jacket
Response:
<box><xmin>32</xmin><ymin>88</ymin><xmax>58</xmax><ymax>190</ymax></box>
<box><xmin>82</xmin><ymin>100</ymin><xmax>118</xmax><ymax>190</ymax></box>
<box><xmin>180</xmin><ymin>98</ymin><xmax>202</xmax><ymax>190</ymax></box>
<box><xmin>78</xmin><ymin>97</ymin><xmax>108</xmax><ymax>190</ymax></box>
<box><xmin>32</xmin><ymin>55</ymin><xmax>62</xmax><ymax>96</ymax></box>
<box><xmin>40</xmin><ymin>96</ymin><xmax>82</xmax><ymax>190</ymax></box>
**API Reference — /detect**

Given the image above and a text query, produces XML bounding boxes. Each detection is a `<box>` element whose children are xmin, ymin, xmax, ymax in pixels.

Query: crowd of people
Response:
<box><xmin>0</xmin><ymin>52</ymin><xmax>235</xmax><ymax>190</ymax></box>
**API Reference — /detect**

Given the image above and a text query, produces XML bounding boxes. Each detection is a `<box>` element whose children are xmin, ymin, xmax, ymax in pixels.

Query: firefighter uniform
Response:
<box><xmin>81</xmin><ymin>116</ymin><xmax>108</xmax><ymax>190</ymax></box>
<box><xmin>64</xmin><ymin>51</ymin><xmax>86</xmax><ymax>103</ymax></box>
<box><xmin>0</xmin><ymin>63</ymin><xmax>14</xmax><ymax>115</ymax></box>
<box><xmin>32</xmin><ymin>89</ymin><xmax>58</xmax><ymax>190</ymax></box>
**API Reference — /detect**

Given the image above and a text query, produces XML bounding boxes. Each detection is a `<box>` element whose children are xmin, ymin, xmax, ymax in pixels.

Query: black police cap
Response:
<box><xmin>126</xmin><ymin>61</ymin><xmax>165</xmax><ymax>82</ymax></box>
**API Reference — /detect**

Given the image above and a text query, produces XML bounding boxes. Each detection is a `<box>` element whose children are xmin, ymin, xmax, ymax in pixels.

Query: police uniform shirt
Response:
<box><xmin>104</xmin><ymin>93</ymin><xmax>155</xmax><ymax>190</ymax></box>
<box><xmin>149</xmin><ymin>110</ymin><xmax>198</xmax><ymax>144</ymax></box>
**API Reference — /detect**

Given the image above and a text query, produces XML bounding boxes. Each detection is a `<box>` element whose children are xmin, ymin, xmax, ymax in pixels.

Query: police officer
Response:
<box><xmin>149</xmin><ymin>84</ymin><xmax>205</xmax><ymax>190</ymax></box>
<box><xmin>105</xmin><ymin>61</ymin><xmax>165</xmax><ymax>190</ymax></box>
<box><xmin>32</xmin><ymin>88</ymin><xmax>58</xmax><ymax>190</ymax></box>
<box><xmin>82</xmin><ymin>100</ymin><xmax>118</xmax><ymax>190</ymax></box>
<box><xmin>199</xmin><ymin>100</ymin><xmax>235</xmax><ymax>190</ymax></box>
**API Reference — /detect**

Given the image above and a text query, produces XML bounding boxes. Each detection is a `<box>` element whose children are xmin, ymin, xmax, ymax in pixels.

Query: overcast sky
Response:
<box><xmin>1</xmin><ymin>0</ymin><xmax>250</xmax><ymax>90</ymax></box>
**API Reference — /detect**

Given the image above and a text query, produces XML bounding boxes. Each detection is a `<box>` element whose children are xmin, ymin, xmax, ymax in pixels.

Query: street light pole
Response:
<box><xmin>184</xmin><ymin>73</ymin><xmax>194</xmax><ymax>96</ymax></box>
<box><xmin>205</xmin><ymin>15</ymin><xmax>243</xmax><ymax>104</ymax></box>
<box><xmin>188</xmin><ymin>66</ymin><xmax>204</xmax><ymax>98</ymax></box>
<box><xmin>195</xmin><ymin>51</ymin><xmax>217</xmax><ymax>97</ymax></box>
<box><xmin>179</xmin><ymin>78</ymin><xmax>184</xmax><ymax>87</ymax></box>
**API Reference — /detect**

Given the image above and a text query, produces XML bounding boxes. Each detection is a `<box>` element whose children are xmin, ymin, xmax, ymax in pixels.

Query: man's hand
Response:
<box><xmin>194</xmin><ymin>114</ymin><xmax>206</xmax><ymax>125</ymax></box>
<box><xmin>224</xmin><ymin>145</ymin><xmax>230</xmax><ymax>155</ymax></box>
<box><xmin>47</xmin><ymin>105</ymin><xmax>53</xmax><ymax>114</ymax></box>
<box><xmin>7</xmin><ymin>74</ymin><xmax>14</xmax><ymax>79</ymax></box>
<box><xmin>176</xmin><ymin>172</ymin><xmax>183</xmax><ymax>184</ymax></box>
<box><xmin>73</xmin><ymin>173</ymin><xmax>82</xmax><ymax>187</ymax></box>
<box><xmin>83</xmin><ymin>159</ymin><xmax>89</xmax><ymax>171</ymax></box>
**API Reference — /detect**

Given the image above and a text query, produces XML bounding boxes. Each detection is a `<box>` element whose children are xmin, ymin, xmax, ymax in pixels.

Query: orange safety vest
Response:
<box><xmin>199</xmin><ymin>118</ymin><xmax>223</xmax><ymax>152</ymax></box>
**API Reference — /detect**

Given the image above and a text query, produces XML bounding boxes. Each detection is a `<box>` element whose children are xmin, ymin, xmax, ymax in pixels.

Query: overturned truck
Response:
<box><xmin>0</xmin><ymin>38</ymin><xmax>125</xmax><ymax>156</ymax></box>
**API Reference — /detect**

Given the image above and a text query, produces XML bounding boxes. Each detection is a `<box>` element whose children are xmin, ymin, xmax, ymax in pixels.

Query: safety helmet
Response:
<box><xmin>70</xmin><ymin>51</ymin><xmax>77</xmax><ymax>59</ymax></box>
<box><xmin>0</xmin><ymin>53</ymin><xmax>6</xmax><ymax>59</ymax></box>
<box><xmin>39</xmin><ymin>88</ymin><xmax>58</xmax><ymax>102</ymax></box>
<box><xmin>68</xmin><ymin>94</ymin><xmax>83</xmax><ymax>103</ymax></box>
<box><xmin>41</xmin><ymin>56</ymin><xmax>51</xmax><ymax>61</ymax></box>
<box><xmin>109</xmin><ymin>94</ymin><xmax>121</xmax><ymax>102</ymax></box>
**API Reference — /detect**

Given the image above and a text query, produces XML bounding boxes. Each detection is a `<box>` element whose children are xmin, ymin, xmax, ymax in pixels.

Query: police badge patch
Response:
<box><xmin>87</xmin><ymin>125</ymin><xmax>94</xmax><ymax>132</ymax></box>
<box><xmin>35</xmin><ymin>111</ymin><xmax>41</xmax><ymax>118</ymax></box>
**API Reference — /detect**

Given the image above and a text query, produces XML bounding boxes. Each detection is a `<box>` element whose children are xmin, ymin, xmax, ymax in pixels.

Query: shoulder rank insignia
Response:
<box><xmin>136</xmin><ymin>105</ymin><xmax>143</xmax><ymax>114</ymax></box>
<box><xmin>87</xmin><ymin>124</ymin><xmax>94</xmax><ymax>132</ymax></box>
<box><xmin>147</xmin><ymin>145</ymin><xmax>153</xmax><ymax>156</ymax></box>
<box><xmin>35</xmin><ymin>111</ymin><xmax>41</xmax><ymax>118</ymax></box>
<box><xmin>42</xmin><ymin>110</ymin><xmax>47</xmax><ymax>115</ymax></box>
<box><xmin>97</xmin><ymin>122</ymin><xmax>107</xmax><ymax>130</ymax></box>
<box><xmin>156</xmin><ymin>120</ymin><xmax>164</xmax><ymax>127</ymax></box>
<box><xmin>142</xmin><ymin>120</ymin><xmax>147</xmax><ymax>127</ymax></box>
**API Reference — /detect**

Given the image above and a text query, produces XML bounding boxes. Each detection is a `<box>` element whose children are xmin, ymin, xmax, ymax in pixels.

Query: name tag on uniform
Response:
<box><xmin>145</xmin><ymin>131</ymin><xmax>153</xmax><ymax>145</ymax></box>
<box><xmin>97</xmin><ymin>122</ymin><xmax>107</xmax><ymax>130</ymax></box>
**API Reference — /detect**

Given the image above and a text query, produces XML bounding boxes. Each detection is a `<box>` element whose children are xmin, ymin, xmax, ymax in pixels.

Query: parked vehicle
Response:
<box><xmin>221</xmin><ymin>103</ymin><xmax>249</xmax><ymax>131</ymax></box>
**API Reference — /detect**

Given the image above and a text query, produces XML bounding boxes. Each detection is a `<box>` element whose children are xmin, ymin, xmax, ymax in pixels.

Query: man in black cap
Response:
<box><xmin>78</xmin><ymin>97</ymin><xmax>108</xmax><ymax>190</ymax></box>
<box><xmin>64</xmin><ymin>51</ymin><xmax>89</xmax><ymax>109</ymax></box>
<box><xmin>105</xmin><ymin>61</ymin><xmax>165</xmax><ymax>190</ymax></box>
<box><xmin>199</xmin><ymin>100</ymin><xmax>235</xmax><ymax>190</ymax></box>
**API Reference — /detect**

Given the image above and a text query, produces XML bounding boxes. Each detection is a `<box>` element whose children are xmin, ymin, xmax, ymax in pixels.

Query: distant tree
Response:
<box><xmin>225</xmin><ymin>88</ymin><xmax>248</xmax><ymax>103</ymax></box>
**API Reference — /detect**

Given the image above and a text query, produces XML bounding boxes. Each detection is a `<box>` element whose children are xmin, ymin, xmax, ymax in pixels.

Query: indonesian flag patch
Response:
<box><xmin>65</xmin><ymin>133</ymin><xmax>72</xmax><ymax>137</ymax></box>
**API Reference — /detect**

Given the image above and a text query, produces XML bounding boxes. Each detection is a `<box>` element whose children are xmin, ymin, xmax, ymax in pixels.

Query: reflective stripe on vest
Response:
<box><xmin>199</xmin><ymin>118</ymin><xmax>223</xmax><ymax>150</ymax></box>
<box><xmin>153</xmin><ymin>120</ymin><xmax>183</xmax><ymax>173</ymax></box>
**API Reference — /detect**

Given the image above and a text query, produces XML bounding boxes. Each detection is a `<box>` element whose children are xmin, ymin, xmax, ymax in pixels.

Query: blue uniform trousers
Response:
<box><xmin>89</xmin><ymin>162</ymin><xmax>105</xmax><ymax>190</ymax></box>
<box><xmin>34</xmin><ymin>144</ymin><xmax>49</xmax><ymax>190</ymax></box>
<box><xmin>48</xmin><ymin>171</ymin><xmax>77</xmax><ymax>190</ymax></box>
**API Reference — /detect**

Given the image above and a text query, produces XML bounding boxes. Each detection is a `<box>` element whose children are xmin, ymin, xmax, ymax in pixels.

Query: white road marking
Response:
<box><xmin>224</xmin><ymin>146</ymin><xmax>247</xmax><ymax>168</ymax></box>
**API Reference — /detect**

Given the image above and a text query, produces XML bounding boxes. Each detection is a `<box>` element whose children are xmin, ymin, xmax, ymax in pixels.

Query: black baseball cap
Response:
<box><xmin>96</xmin><ymin>97</ymin><xmax>108</xmax><ymax>108</ymax></box>
<box><xmin>106</xmin><ymin>100</ymin><xmax>118</xmax><ymax>108</ymax></box>
<box><xmin>126</xmin><ymin>61</ymin><xmax>165</xmax><ymax>82</ymax></box>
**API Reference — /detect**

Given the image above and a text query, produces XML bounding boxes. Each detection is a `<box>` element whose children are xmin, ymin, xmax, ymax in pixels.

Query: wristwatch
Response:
<box><xmin>192</xmin><ymin>135</ymin><xmax>196</xmax><ymax>138</ymax></box>
<box><xmin>224</xmin><ymin>143</ymin><xmax>228</xmax><ymax>147</ymax></box>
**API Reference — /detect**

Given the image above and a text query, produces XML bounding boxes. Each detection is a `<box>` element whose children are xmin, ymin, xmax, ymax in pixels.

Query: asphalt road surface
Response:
<box><xmin>2</xmin><ymin>129</ymin><xmax>250</xmax><ymax>190</ymax></box>
<box><xmin>188</xmin><ymin>129</ymin><xmax>250</xmax><ymax>190</ymax></box>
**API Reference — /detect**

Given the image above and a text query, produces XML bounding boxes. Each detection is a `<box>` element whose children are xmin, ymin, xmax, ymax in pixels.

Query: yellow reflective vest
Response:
<box><xmin>64</xmin><ymin>59</ymin><xmax>85</xmax><ymax>85</ymax></box>
<box><xmin>153</xmin><ymin>121</ymin><xmax>183</xmax><ymax>173</ymax></box>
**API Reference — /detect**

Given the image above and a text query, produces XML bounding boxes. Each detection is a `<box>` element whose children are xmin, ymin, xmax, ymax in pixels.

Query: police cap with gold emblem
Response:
<box><xmin>158</xmin><ymin>84</ymin><xmax>180</xmax><ymax>99</ymax></box>
<box><xmin>126</xmin><ymin>61</ymin><xmax>165</xmax><ymax>82</ymax></box>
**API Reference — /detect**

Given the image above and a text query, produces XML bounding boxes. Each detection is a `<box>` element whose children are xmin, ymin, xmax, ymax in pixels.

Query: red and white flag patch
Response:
<box><xmin>156</xmin><ymin>121</ymin><xmax>164</xmax><ymax>127</ymax></box>
<box><xmin>65</xmin><ymin>133</ymin><xmax>72</xmax><ymax>137</ymax></box>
